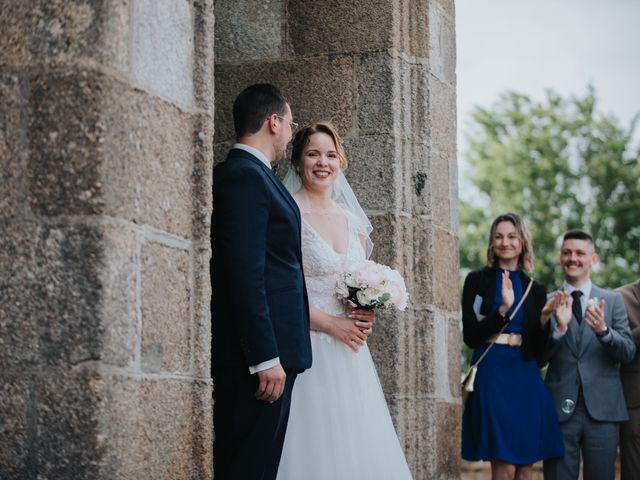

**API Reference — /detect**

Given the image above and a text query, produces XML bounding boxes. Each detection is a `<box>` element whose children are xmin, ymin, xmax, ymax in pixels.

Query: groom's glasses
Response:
<box><xmin>277</xmin><ymin>115</ymin><xmax>299</xmax><ymax>132</ymax></box>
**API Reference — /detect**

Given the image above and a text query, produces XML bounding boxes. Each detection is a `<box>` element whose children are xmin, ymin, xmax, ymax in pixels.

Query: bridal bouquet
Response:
<box><xmin>335</xmin><ymin>260</ymin><xmax>408</xmax><ymax>311</ymax></box>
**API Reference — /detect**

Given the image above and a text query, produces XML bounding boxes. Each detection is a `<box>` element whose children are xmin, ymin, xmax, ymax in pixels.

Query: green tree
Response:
<box><xmin>460</xmin><ymin>87</ymin><xmax>640</xmax><ymax>290</ymax></box>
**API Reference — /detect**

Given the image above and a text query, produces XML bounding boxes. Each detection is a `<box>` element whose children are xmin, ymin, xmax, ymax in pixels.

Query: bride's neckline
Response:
<box><xmin>301</xmin><ymin>213</ymin><xmax>350</xmax><ymax>256</ymax></box>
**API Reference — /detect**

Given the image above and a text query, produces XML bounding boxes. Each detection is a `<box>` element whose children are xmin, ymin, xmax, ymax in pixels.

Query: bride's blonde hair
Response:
<box><xmin>290</xmin><ymin>122</ymin><xmax>348</xmax><ymax>172</ymax></box>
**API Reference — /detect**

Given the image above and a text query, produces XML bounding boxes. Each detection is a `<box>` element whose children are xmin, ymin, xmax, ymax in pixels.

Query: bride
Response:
<box><xmin>277</xmin><ymin>122</ymin><xmax>412</xmax><ymax>479</ymax></box>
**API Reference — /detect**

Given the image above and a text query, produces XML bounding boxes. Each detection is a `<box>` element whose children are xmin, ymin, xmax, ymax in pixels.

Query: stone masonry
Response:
<box><xmin>1</xmin><ymin>1</ymin><xmax>214</xmax><ymax>478</ymax></box>
<box><xmin>2</xmin><ymin>1</ymin><xmax>458</xmax><ymax>478</ymax></box>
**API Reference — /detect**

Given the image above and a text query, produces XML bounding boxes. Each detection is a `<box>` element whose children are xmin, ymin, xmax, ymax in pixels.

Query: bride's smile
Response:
<box><xmin>300</xmin><ymin>132</ymin><xmax>341</xmax><ymax>191</ymax></box>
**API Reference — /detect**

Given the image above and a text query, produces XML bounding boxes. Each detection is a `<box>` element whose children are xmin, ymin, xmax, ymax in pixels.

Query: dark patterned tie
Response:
<box><xmin>571</xmin><ymin>290</ymin><xmax>583</xmax><ymax>324</ymax></box>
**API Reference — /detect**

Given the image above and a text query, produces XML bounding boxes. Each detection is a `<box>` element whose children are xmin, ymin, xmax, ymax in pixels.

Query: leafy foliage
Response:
<box><xmin>460</xmin><ymin>87</ymin><xmax>640</xmax><ymax>289</ymax></box>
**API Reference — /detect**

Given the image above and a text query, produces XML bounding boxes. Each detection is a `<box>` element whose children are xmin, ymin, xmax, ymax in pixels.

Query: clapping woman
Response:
<box><xmin>461</xmin><ymin>213</ymin><xmax>564</xmax><ymax>480</ymax></box>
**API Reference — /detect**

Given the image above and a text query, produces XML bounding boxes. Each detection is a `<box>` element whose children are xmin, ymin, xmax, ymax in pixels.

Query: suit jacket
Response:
<box><xmin>616</xmin><ymin>280</ymin><xmax>640</xmax><ymax>409</ymax></box>
<box><xmin>462</xmin><ymin>267</ymin><xmax>550</xmax><ymax>361</ymax></box>
<box><xmin>211</xmin><ymin>148</ymin><xmax>312</xmax><ymax>372</ymax></box>
<box><xmin>543</xmin><ymin>284</ymin><xmax>636</xmax><ymax>422</ymax></box>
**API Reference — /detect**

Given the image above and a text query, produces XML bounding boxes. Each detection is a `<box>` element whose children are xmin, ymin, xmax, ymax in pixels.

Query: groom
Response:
<box><xmin>211</xmin><ymin>84</ymin><xmax>312</xmax><ymax>480</ymax></box>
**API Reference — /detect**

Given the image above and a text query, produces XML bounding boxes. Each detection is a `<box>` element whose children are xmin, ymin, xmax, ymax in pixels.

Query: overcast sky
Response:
<box><xmin>456</xmin><ymin>0</ymin><xmax>640</xmax><ymax>154</ymax></box>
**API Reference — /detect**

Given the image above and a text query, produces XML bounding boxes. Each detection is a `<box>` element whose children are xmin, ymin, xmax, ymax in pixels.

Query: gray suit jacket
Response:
<box><xmin>617</xmin><ymin>280</ymin><xmax>640</xmax><ymax>408</ymax></box>
<box><xmin>543</xmin><ymin>284</ymin><xmax>636</xmax><ymax>423</ymax></box>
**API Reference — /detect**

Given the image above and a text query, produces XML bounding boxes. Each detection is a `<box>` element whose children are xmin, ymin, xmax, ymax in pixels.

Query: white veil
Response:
<box><xmin>282</xmin><ymin>168</ymin><xmax>373</xmax><ymax>259</ymax></box>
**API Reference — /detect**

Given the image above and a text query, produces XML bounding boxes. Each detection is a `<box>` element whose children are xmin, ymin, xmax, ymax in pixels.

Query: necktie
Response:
<box><xmin>571</xmin><ymin>290</ymin><xmax>583</xmax><ymax>324</ymax></box>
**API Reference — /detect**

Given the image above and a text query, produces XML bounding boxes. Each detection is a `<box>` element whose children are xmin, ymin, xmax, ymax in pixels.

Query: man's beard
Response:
<box><xmin>274</xmin><ymin>143</ymin><xmax>287</xmax><ymax>163</ymax></box>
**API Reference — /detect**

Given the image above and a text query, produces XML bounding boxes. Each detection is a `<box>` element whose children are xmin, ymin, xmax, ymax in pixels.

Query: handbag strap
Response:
<box><xmin>471</xmin><ymin>277</ymin><xmax>534</xmax><ymax>368</ymax></box>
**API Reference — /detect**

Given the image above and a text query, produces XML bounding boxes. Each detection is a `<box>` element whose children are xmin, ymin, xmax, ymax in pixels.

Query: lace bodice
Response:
<box><xmin>302</xmin><ymin>211</ymin><xmax>367</xmax><ymax>318</ymax></box>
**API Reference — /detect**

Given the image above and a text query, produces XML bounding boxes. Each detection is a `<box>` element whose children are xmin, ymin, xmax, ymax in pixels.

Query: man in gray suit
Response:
<box><xmin>616</xmin><ymin>279</ymin><xmax>640</xmax><ymax>480</ymax></box>
<box><xmin>543</xmin><ymin>230</ymin><xmax>636</xmax><ymax>480</ymax></box>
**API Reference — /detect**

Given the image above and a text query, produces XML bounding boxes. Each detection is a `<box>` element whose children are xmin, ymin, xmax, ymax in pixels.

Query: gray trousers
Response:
<box><xmin>620</xmin><ymin>406</ymin><xmax>640</xmax><ymax>480</ymax></box>
<box><xmin>543</xmin><ymin>394</ymin><xmax>619</xmax><ymax>480</ymax></box>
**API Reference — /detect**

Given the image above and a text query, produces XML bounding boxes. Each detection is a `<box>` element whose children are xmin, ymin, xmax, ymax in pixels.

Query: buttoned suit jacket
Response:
<box><xmin>543</xmin><ymin>284</ymin><xmax>636</xmax><ymax>423</ymax></box>
<box><xmin>616</xmin><ymin>280</ymin><xmax>640</xmax><ymax>409</ymax></box>
<box><xmin>211</xmin><ymin>148</ymin><xmax>312</xmax><ymax>372</ymax></box>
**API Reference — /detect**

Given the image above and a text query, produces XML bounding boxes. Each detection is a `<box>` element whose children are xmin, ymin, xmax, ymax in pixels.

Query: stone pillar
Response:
<box><xmin>1</xmin><ymin>1</ymin><xmax>214</xmax><ymax>478</ymax></box>
<box><xmin>214</xmin><ymin>0</ymin><xmax>459</xmax><ymax>478</ymax></box>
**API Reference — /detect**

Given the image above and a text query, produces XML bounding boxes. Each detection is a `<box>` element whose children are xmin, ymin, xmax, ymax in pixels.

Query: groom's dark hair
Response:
<box><xmin>233</xmin><ymin>84</ymin><xmax>288</xmax><ymax>138</ymax></box>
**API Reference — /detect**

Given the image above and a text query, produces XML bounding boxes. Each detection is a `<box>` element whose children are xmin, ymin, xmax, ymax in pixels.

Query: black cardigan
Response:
<box><xmin>462</xmin><ymin>267</ymin><xmax>549</xmax><ymax>361</ymax></box>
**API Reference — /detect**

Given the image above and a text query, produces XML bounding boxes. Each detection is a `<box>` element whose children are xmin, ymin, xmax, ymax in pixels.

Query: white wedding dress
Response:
<box><xmin>277</xmin><ymin>211</ymin><xmax>412</xmax><ymax>480</ymax></box>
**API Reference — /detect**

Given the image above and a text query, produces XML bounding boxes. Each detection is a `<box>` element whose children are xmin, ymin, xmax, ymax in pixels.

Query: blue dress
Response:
<box><xmin>461</xmin><ymin>270</ymin><xmax>564</xmax><ymax>464</ymax></box>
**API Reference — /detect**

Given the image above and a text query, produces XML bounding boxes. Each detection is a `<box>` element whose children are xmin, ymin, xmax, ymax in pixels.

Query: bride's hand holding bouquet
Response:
<box><xmin>336</xmin><ymin>260</ymin><xmax>409</xmax><ymax>311</ymax></box>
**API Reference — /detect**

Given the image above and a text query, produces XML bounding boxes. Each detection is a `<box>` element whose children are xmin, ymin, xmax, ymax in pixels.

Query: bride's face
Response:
<box><xmin>300</xmin><ymin>132</ymin><xmax>340</xmax><ymax>192</ymax></box>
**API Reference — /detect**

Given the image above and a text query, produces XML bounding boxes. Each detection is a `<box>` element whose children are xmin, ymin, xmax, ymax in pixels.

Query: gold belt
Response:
<box><xmin>488</xmin><ymin>332</ymin><xmax>522</xmax><ymax>347</ymax></box>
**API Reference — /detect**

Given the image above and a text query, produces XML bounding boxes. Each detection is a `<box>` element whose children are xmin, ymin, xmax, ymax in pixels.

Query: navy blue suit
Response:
<box><xmin>211</xmin><ymin>148</ymin><xmax>312</xmax><ymax>480</ymax></box>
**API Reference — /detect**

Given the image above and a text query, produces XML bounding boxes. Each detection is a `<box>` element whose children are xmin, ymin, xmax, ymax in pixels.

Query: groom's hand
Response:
<box><xmin>255</xmin><ymin>364</ymin><xmax>286</xmax><ymax>403</ymax></box>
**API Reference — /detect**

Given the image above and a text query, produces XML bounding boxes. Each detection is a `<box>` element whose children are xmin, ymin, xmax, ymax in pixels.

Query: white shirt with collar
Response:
<box><xmin>231</xmin><ymin>143</ymin><xmax>280</xmax><ymax>374</ymax></box>
<box><xmin>233</xmin><ymin>143</ymin><xmax>272</xmax><ymax>169</ymax></box>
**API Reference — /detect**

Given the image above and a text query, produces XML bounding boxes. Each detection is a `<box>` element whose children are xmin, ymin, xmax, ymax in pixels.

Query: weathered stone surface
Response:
<box><xmin>436</xmin><ymin>0</ymin><xmax>455</xmax><ymax>19</ymax></box>
<box><xmin>28</xmin><ymin>70</ymin><xmax>194</xmax><ymax>237</ymax></box>
<box><xmin>0</xmin><ymin>0</ymin><xmax>131</xmax><ymax>71</ymax></box>
<box><xmin>214</xmin><ymin>55</ymin><xmax>355</xmax><ymax>142</ymax></box>
<box><xmin>356</xmin><ymin>53</ymin><xmax>395</xmax><ymax>136</ymax></box>
<box><xmin>396</xmin><ymin>60</ymin><xmax>430</xmax><ymax>142</ymax></box>
<box><xmin>192</xmin><ymin>0</ymin><xmax>215</xmax><ymax>114</ymax></box>
<box><xmin>368</xmin><ymin>215</ymin><xmax>426</xmax><ymax>308</ymax></box>
<box><xmin>0</xmin><ymin>221</ymin><xmax>104</xmax><ymax>367</ymax></box>
<box><xmin>403</xmin><ymin>215</ymin><xmax>436</xmax><ymax>307</ymax></box>
<box><xmin>1</xmin><ymin>220</ymin><xmax>43</xmax><ymax>368</ymax></box>
<box><xmin>34</xmin><ymin>367</ymin><xmax>104</xmax><ymax>479</ymax></box>
<box><xmin>367</xmin><ymin>307</ymin><xmax>406</xmax><ymax>396</ymax></box>
<box><xmin>101</xmin><ymin>375</ymin><xmax>213</xmax><ymax>480</ymax></box>
<box><xmin>0</xmin><ymin>376</ymin><xmax>30</xmax><ymax>478</ymax></box>
<box><xmin>132</xmin><ymin>0</ymin><xmax>194</xmax><ymax>111</ymax></box>
<box><xmin>191</xmin><ymin>112</ymin><xmax>214</xmax><ymax>241</ymax></box>
<box><xmin>449</xmin><ymin>152</ymin><xmax>459</xmax><ymax>234</ymax></box>
<box><xmin>1</xmin><ymin>219</ymin><xmax>139</xmax><ymax>369</ymax></box>
<box><xmin>0</xmin><ymin>73</ymin><xmax>26</xmax><ymax>222</ymax></box>
<box><xmin>435</xmin><ymin>401</ymin><xmax>461</xmax><ymax>478</ymax></box>
<box><xmin>343</xmin><ymin>135</ymin><xmax>398</xmax><ymax>212</ymax></box>
<box><xmin>387</xmin><ymin>397</ymin><xmax>437</xmax><ymax>479</ymax></box>
<box><xmin>429</xmin><ymin>76</ymin><xmax>456</xmax><ymax>157</ymax></box>
<box><xmin>433</xmin><ymin>226</ymin><xmax>459</xmax><ymax>311</ymax></box>
<box><xmin>191</xmin><ymin>242</ymin><xmax>212</xmax><ymax>377</ymax></box>
<box><xmin>447</xmin><ymin>313</ymin><xmax>462</xmax><ymax>398</ymax></box>
<box><xmin>428</xmin><ymin>2</ymin><xmax>456</xmax><ymax>84</ymax></box>
<box><xmin>404</xmin><ymin>308</ymin><xmax>436</xmax><ymax>396</ymax></box>
<box><xmin>34</xmin><ymin>223</ymin><xmax>104</xmax><ymax>365</ymax></box>
<box><xmin>100</xmin><ymin>81</ymin><xmax>195</xmax><ymax>238</ymax></box>
<box><xmin>213</xmin><ymin>139</ymin><xmax>234</xmax><ymax>166</ymax></box>
<box><xmin>392</xmin><ymin>0</ymin><xmax>429</xmax><ymax>59</ymax></box>
<box><xmin>403</xmin><ymin>141</ymin><xmax>431</xmax><ymax>217</ymax></box>
<box><xmin>431</xmin><ymin>151</ymin><xmax>453</xmax><ymax>229</ymax></box>
<box><xmin>100</xmin><ymin>223</ymin><xmax>137</xmax><ymax>367</ymax></box>
<box><xmin>28</xmin><ymin>70</ymin><xmax>106</xmax><ymax>217</ymax></box>
<box><xmin>141</xmin><ymin>242</ymin><xmax>191</xmax><ymax>373</ymax></box>
<box><xmin>288</xmin><ymin>0</ymin><xmax>393</xmax><ymax>55</ymax></box>
<box><xmin>214</xmin><ymin>0</ymin><xmax>283</xmax><ymax>62</ymax></box>
<box><xmin>389</xmin><ymin>399</ymin><xmax>460</xmax><ymax>479</ymax></box>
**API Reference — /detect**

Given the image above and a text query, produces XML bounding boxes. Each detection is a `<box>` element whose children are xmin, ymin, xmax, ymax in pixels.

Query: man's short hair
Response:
<box><xmin>563</xmin><ymin>229</ymin><xmax>596</xmax><ymax>249</ymax></box>
<box><xmin>233</xmin><ymin>84</ymin><xmax>288</xmax><ymax>138</ymax></box>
